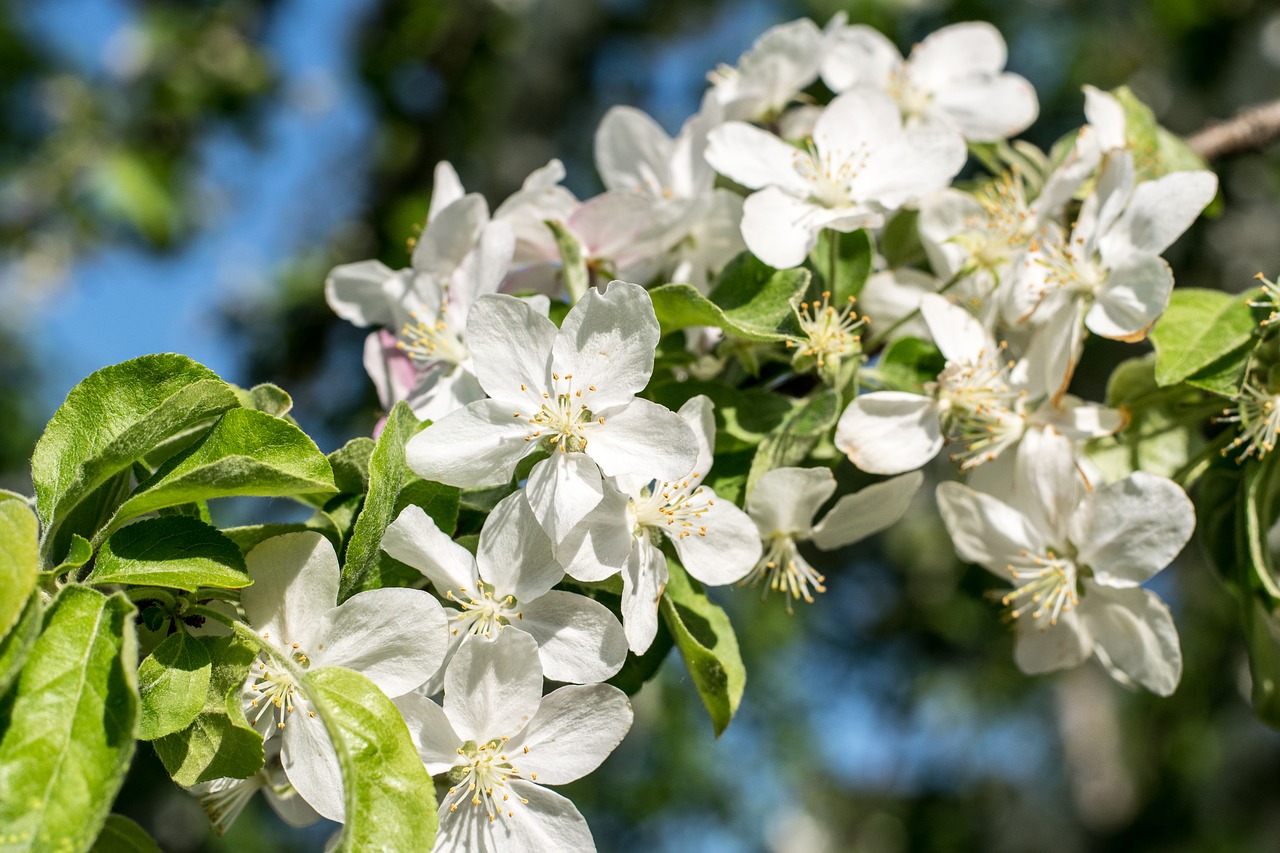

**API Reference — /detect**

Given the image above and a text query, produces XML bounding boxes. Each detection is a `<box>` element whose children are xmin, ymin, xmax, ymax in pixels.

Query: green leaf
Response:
<box><xmin>153</xmin><ymin>634</ymin><xmax>263</xmax><ymax>786</ymax></box>
<box><xmin>546</xmin><ymin>219</ymin><xmax>589</xmax><ymax>303</ymax></box>
<box><xmin>808</xmin><ymin>228</ymin><xmax>873</xmax><ymax>303</ymax></box>
<box><xmin>341</xmin><ymin>402</ymin><xmax>425</xmax><ymax>600</ymax></box>
<box><xmin>659</xmin><ymin>558</ymin><xmax>745</xmax><ymax>737</ymax></box>
<box><xmin>880</xmin><ymin>209</ymin><xmax>924</xmax><ymax>269</ymax></box>
<box><xmin>0</xmin><ymin>594</ymin><xmax>42</xmax><ymax>698</ymax></box>
<box><xmin>1150</xmin><ymin>289</ymin><xmax>1256</xmax><ymax>387</ymax></box>
<box><xmin>0</xmin><ymin>488</ymin><xmax>28</xmax><ymax>505</ymax></box>
<box><xmin>1086</xmin><ymin>354</ymin><xmax>1204</xmax><ymax>481</ymax></box>
<box><xmin>394</xmin><ymin>479</ymin><xmax>461</xmax><ymax>537</ymax></box>
<box><xmin>51</xmin><ymin>535</ymin><xmax>95</xmax><ymax>576</ymax></box>
<box><xmin>87</xmin><ymin>516</ymin><xmax>250</xmax><ymax>592</ymax></box>
<box><xmin>1243</xmin><ymin>597</ymin><xmax>1280</xmax><ymax>729</ymax></box>
<box><xmin>746</xmin><ymin>389</ymin><xmax>841</xmax><ymax>495</ymax></box>
<box><xmin>873</xmin><ymin>336</ymin><xmax>947</xmax><ymax>392</ymax></box>
<box><xmin>0</xmin><ymin>586</ymin><xmax>138</xmax><ymax>853</ymax></box>
<box><xmin>32</xmin><ymin>354</ymin><xmax>239</xmax><ymax>565</ymax></box>
<box><xmin>90</xmin><ymin>815</ymin><xmax>164</xmax><ymax>853</ymax></box>
<box><xmin>103</xmin><ymin>408</ymin><xmax>337</xmax><ymax>535</ymax></box>
<box><xmin>329</xmin><ymin>437</ymin><xmax>377</xmax><ymax>495</ymax></box>
<box><xmin>1112</xmin><ymin>86</ymin><xmax>1211</xmax><ymax>179</ymax></box>
<box><xmin>136</xmin><ymin>630</ymin><xmax>212</xmax><ymax>740</ymax></box>
<box><xmin>308</xmin><ymin>667</ymin><xmax>438</xmax><ymax>851</ymax></box>
<box><xmin>649</xmin><ymin>252</ymin><xmax>811</xmax><ymax>342</ymax></box>
<box><xmin>0</xmin><ymin>501</ymin><xmax>39</xmax><ymax>639</ymax></box>
<box><xmin>232</xmin><ymin>383</ymin><xmax>293</xmax><ymax>417</ymax></box>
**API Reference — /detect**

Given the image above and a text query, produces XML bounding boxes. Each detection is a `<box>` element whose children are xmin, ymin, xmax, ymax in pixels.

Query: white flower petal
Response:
<box><xmin>405</xmin><ymin>399</ymin><xmax>533</xmax><ymax>488</ymax></box>
<box><xmin>526</xmin><ymin>453</ymin><xmax>605</xmax><ymax>546</ymax></box>
<box><xmin>508</xmin><ymin>684</ymin><xmax>632</xmax><ymax>784</ymax></box>
<box><xmin>1012</xmin><ymin>610</ymin><xmax>1092</xmax><ymax>675</ymax></box>
<box><xmin>411</xmin><ymin>193</ymin><xmax>489</xmax><ymax>280</ymax></box>
<box><xmin>436</xmin><ymin>779</ymin><xmax>596</xmax><ymax>853</ymax></box>
<box><xmin>243</xmin><ymin>533</ymin><xmax>339</xmax><ymax>650</ymax></box>
<box><xmin>740</xmin><ymin>186</ymin><xmax>833</xmax><ymax>270</ymax></box>
<box><xmin>1083</xmin><ymin>85</ymin><xmax>1126</xmax><ymax>152</ymax></box>
<box><xmin>467</xmin><ymin>294</ymin><xmax>557</xmax><ymax>405</ymax></box>
<box><xmin>428</xmin><ymin>161</ymin><xmax>467</xmax><ymax>221</ymax></box>
<box><xmin>553</xmin><ymin>280</ymin><xmax>659</xmax><ymax>409</ymax></box>
<box><xmin>1012</xmin><ymin>426</ymin><xmax>1081</xmax><ymax>542</ymax></box>
<box><xmin>382</xmin><ymin>504</ymin><xmax>478</xmax><ymax>597</ymax></box>
<box><xmin>588</xmin><ymin>398</ymin><xmax>700</xmax><ymax>482</ymax></box>
<box><xmin>747</xmin><ymin>466</ymin><xmax>836</xmax><ymax>537</ymax></box>
<box><xmin>909</xmin><ymin>21</ymin><xmax>1007</xmax><ymax>90</ymax></box>
<box><xmin>810</xmin><ymin>471</ymin><xmax>922</xmax><ymax>550</ymax></box>
<box><xmin>520</xmin><ymin>591</ymin><xmax>628</xmax><ymax>684</ymax></box>
<box><xmin>281</xmin><ymin>705</ymin><xmax>345</xmax><ymax>823</ymax></box>
<box><xmin>621</xmin><ymin>535</ymin><xmax>667</xmax><ymax>654</ymax></box>
<box><xmin>325</xmin><ymin>260</ymin><xmax>399</xmax><ymax>327</ymax></box>
<box><xmin>931</xmin><ymin>73</ymin><xmax>1038</xmax><ymax>141</ymax></box>
<box><xmin>478</xmin><ymin>491</ymin><xmax>564</xmax><ymax>602</ymax></box>
<box><xmin>1087</xmin><ymin>254</ymin><xmax>1173</xmax><ymax>341</ymax></box>
<box><xmin>820</xmin><ymin>24</ymin><xmax>899</xmax><ymax>92</ymax></box>
<box><xmin>557</xmin><ymin>485</ymin><xmax>634</xmax><ymax>583</ymax></box>
<box><xmin>1100</xmin><ymin>170</ymin><xmax>1217</xmax><ymax>261</ymax></box>
<box><xmin>1080</xmin><ymin>583</ymin><xmax>1182</xmax><ymax>696</ymax></box>
<box><xmin>394</xmin><ymin>692</ymin><xmax>462</xmax><ymax>776</ymax></box>
<box><xmin>314</xmin><ymin>588</ymin><xmax>448</xmax><ymax>697</ymax></box>
<box><xmin>935</xmin><ymin>482</ymin><xmax>1048</xmax><ymax>572</ymax></box>
<box><xmin>834</xmin><ymin>392</ymin><xmax>943</xmax><ymax>475</ymax></box>
<box><xmin>919</xmin><ymin>293</ymin><xmax>994</xmax><ymax>363</ymax></box>
<box><xmin>595</xmin><ymin>106</ymin><xmax>674</xmax><ymax>193</ymax></box>
<box><xmin>669</xmin><ymin>495</ymin><xmax>762</xmax><ymax>585</ymax></box>
<box><xmin>814</xmin><ymin>89</ymin><xmax>904</xmax><ymax>153</ymax></box>
<box><xmin>1072</xmin><ymin>472</ymin><xmax>1195</xmax><ymax>586</ymax></box>
<box><xmin>443</xmin><ymin>631</ymin><xmax>544</xmax><ymax>742</ymax></box>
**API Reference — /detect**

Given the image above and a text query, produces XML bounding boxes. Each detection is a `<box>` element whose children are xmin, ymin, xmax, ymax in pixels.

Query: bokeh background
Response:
<box><xmin>4</xmin><ymin>0</ymin><xmax>1280</xmax><ymax>850</ymax></box>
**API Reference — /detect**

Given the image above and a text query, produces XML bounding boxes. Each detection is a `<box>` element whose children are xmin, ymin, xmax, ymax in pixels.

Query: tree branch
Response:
<box><xmin>1187</xmin><ymin>98</ymin><xmax>1280</xmax><ymax>161</ymax></box>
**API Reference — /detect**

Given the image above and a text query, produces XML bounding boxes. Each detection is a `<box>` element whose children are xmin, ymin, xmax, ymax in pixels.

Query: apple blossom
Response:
<box><xmin>744</xmin><ymin>466</ymin><xmax>922</xmax><ymax>610</ymax></box>
<box><xmin>406</xmin><ymin>280</ymin><xmax>698</xmax><ymax>544</ymax></box>
<box><xmin>238</xmin><ymin>532</ymin><xmax>450</xmax><ymax>821</ymax></box>
<box><xmin>395</xmin><ymin>630</ymin><xmax>633</xmax><ymax>852</ymax></box>
<box><xmin>381</xmin><ymin>490</ymin><xmax>628</xmax><ymax>685</ymax></box>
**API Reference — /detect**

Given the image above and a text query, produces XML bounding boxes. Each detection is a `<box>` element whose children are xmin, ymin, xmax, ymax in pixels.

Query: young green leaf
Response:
<box><xmin>87</xmin><ymin>516</ymin><xmax>250</xmax><ymax>592</ymax></box>
<box><xmin>307</xmin><ymin>666</ymin><xmax>438</xmax><ymax>851</ymax></box>
<box><xmin>1149</xmin><ymin>288</ymin><xmax>1256</xmax><ymax>387</ymax></box>
<box><xmin>649</xmin><ymin>252</ymin><xmax>811</xmax><ymax>341</ymax></box>
<box><xmin>746</xmin><ymin>389</ymin><xmax>841</xmax><ymax>496</ymax></box>
<box><xmin>89</xmin><ymin>815</ymin><xmax>164</xmax><ymax>853</ymax></box>
<box><xmin>232</xmin><ymin>382</ymin><xmax>294</xmax><ymax>417</ymax></box>
<box><xmin>329</xmin><ymin>436</ymin><xmax>377</xmax><ymax>495</ymax></box>
<box><xmin>340</xmin><ymin>402</ymin><xmax>424</xmax><ymax>600</ymax></box>
<box><xmin>0</xmin><ymin>593</ymin><xmax>42</xmax><ymax>698</ymax></box>
<box><xmin>0</xmin><ymin>586</ymin><xmax>138</xmax><ymax>853</ymax></box>
<box><xmin>659</xmin><ymin>558</ymin><xmax>746</xmax><ymax>737</ymax></box>
<box><xmin>546</xmin><ymin>219</ymin><xmax>589</xmax><ymax>304</ymax></box>
<box><xmin>136</xmin><ymin>630</ymin><xmax>213</xmax><ymax>740</ymax></box>
<box><xmin>31</xmin><ymin>354</ymin><xmax>240</xmax><ymax>564</ymax></box>
<box><xmin>152</xmin><ymin>634</ymin><xmax>264</xmax><ymax>786</ymax></box>
<box><xmin>102</xmin><ymin>408</ymin><xmax>337</xmax><ymax>534</ymax></box>
<box><xmin>807</xmin><ymin>228</ymin><xmax>873</xmax><ymax>303</ymax></box>
<box><xmin>0</xmin><ymin>500</ymin><xmax>39</xmax><ymax>640</ymax></box>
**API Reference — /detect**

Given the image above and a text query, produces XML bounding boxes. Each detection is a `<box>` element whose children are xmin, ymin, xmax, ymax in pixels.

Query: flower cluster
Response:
<box><xmin>194</xmin><ymin>13</ymin><xmax>1219</xmax><ymax>850</ymax></box>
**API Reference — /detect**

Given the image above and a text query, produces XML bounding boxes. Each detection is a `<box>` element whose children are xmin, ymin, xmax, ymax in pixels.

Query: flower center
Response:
<box><xmin>935</xmin><ymin>350</ymin><xmax>1026</xmax><ymax>470</ymax></box>
<box><xmin>1220</xmin><ymin>378</ymin><xmax>1280</xmax><ymax>461</ymax></box>
<box><xmin>793</xmin><ymin>138</ymin><xmax>870</xmax><ymax>208</ymax></box>
<box><xmin>444</xmin><ymin>583</ymin><xmax>522</xmax><ymax>637</ymax></box>
<box><xmin>447</xmin><ymin>738</ymin><xmax>534</xmax><ymax>823</ymax></box>
<box><xmin>1000</xmin><ymin>549</ymin><xmax>1079</xmax><ymax>628</ymax></box>
<box><xmin>742</xmin><ymin>534</ymin><xmax>825</xmax><ymax>613</ymax></box>
<box><xmin>632</xmin><ymin>473</ymin><xmax>712</xmax><ymax>541</ymax></box>
<box><xmin>246</xmin><ymin>639</ymin><xmax>314</xmax><ymax>732</ymax></box>
<box><xmin>515</xmin><ymin>373</ymin><xmax>603</xmax><ymax>454</ymax></box>
<box><xmin>787</xmin><ymin>290</ymin><xmax>865</xmax><ymax>371</ymax></box>
<box><xmin>396</xmin><ymin>297</ymin><xmax>469</xmax><ymax>366</ymax></box>
<box><xmin>887</xmin><ymin>67</ymin><xmax>933</xmax><ymax>121</ymax></box>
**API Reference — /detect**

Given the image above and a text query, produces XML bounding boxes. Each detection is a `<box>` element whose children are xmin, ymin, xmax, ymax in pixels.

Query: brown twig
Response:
<box><xmin>1187</xmin><ymin>98</ymin><xmax>1280</xmax><ymax>161</ymax></box>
